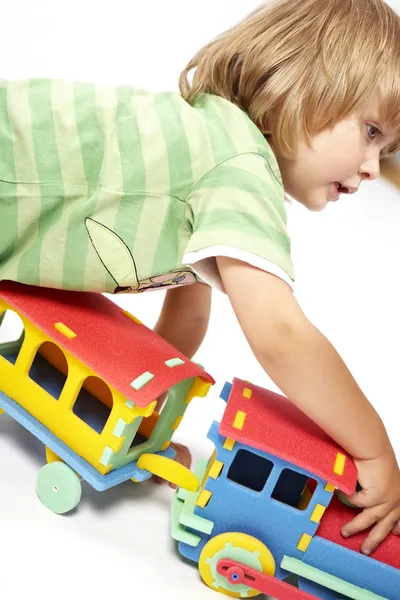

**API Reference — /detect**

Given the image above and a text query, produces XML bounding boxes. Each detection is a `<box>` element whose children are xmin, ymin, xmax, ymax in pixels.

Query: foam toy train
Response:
<box><xmin>172</xmin><ymin>379</ymin><xmax>400</xmax><ymax>599</ymax></box>
<box><xmin>0</xmin><ymin>281</ymin><xmax>399</xmax><ymax>599</ymax></box>
<box><xmin>0</xmin><ymin>280</ymin><xmax>213</xmax><ymax>513</ymax></box>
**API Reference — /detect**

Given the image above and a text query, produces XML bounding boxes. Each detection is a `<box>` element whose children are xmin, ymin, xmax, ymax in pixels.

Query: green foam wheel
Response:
<box><xmin>36</xmin><ymin>461</ymin><xmax>81</xmax><ymax>514</ymax></box>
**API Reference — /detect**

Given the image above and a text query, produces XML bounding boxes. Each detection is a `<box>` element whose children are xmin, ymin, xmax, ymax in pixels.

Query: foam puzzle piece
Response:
<box><xmin>178</xmin><ymin>420</ymin><xmax>334</xmax><ymax>583</ymax></box>
<box><xmin>171</xmin><ymin>460</ymin><xmax>210</xmax><ymax>548</ymax></box>
<box><xmin>137</xmin><ymin>453</ymin><xmax>200</xmax><ymax>491</ymax></box>
<box><xmin>217</xmin><ymin>558</ymin><xmax>317</xmax><ymax>599</ymax></box>
<box><xmin>174</xmin><ymin>380</ymin><xmax>400</xmax><ymax>599</ymax></box>
<box><xmin>36</xmin><ymin>461</ymin><xmax>82</xmax><ymax>514</ymax></box>
<box><xmin>174</xmin><ymin>459</ymin><xmax>214</xmax><ymax>537</ymax></box>
<box><xmin>300</xmin><ymin>535</ymin><xmax>400</xmax><ymax>600</ymax></box>
<box><xmin>284</xmin><ymin>555</ymin><xmax>389</xmax><ymax>600</ymax></box>
<box><xmin>0</xmin><ymin>281</ymin><xmax>214</xmax><ymax>407</ymax></box>
<box><xmin>0</xmin><ymin>389</ymin><xmax>175</xmax><ymax>491</ymax></box>
<box><xmin>171</xmin><ymin>496</ymin><xmax>202</xmax><ymax>547</ymax></box>
<box><xmin>219</xmin><ymin>379</ymin><xmax>358</xmax><ymax>494</ymax></box>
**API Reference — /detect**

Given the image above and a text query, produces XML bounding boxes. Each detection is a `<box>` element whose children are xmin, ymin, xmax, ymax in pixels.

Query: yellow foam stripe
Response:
<box><xmin>297</xmin><ymin>533</ymin><xmax>312</xmax><ymax>552</ymax></box>
<box><xmin>233</xmin><ymin>410</ymin><xmax>246</xmax><ymax>430</ymax></box>
<box><xmin>209</xmin><ymin>460</ymin><xmax>223</xmax><ymax>479</ymax></box>
<box><xmin>172</xmin><ymin>416</ymin><xmax>183</xmax><ymax>431</ymax></box>
<box><xmin>325</xmin><ymin>482</ymin><xmax>336</xmax><ymax>493</ymax></box>
<box><xmin>242</xmin><ymin>387</ymin><xmax>252</xmax><ymax>399</ymax></box>
<box><xmin>201</xmin><ymin>450</ymin><xmax>217</xmax><ymax>486</ymax></box>
<box><xmin>123</xmin><ymin>310</ymin><xmax>142</xmax><ymax>325</ymax></box>
<box><xmin>310</xmin><ymin>504</ymin><xmax>326</xmax><ymax>524</ymax></box>
<box><xmin>223</xmin><ymin>438</ymin><xmax>235</xmax><ymax>451</ymax></box>
<box><xmin>161</xmin><ymin>441</ymin><xmax>171</xmax><ymax>451</ymax></box>
<box><xmin>334</xmin><ymin>452</ymin><xmax>346</xmax><ymax>476</ymax></box>
<box><xmin>54</xmin><ymin>322</ymin><xmax>76</xmax><ymax>339</ymax></box>
<box><xmin>196</xmin><ymin>489</ymin><xmax>212</xmax><ymax>508</ymax></box>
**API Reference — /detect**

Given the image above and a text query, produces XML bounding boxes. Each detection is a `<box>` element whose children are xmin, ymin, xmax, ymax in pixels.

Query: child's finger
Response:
<box><xmin>360</xmin><ymin>510</ymin><xmax>400</xmax><ymax>555</ymax></box>
<box><xmin>341</xmin><ymin>505</ymin><xmax>384</xmax><ymax>539</ymax></box>
<box><xmin>392</xmin><ymin>520</ymin><xmax>400</xmax><ymax>535</ymax></box>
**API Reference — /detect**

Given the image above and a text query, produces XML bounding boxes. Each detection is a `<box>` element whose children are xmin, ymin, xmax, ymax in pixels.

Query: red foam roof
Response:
<box><xmin>0</xmin><ymin>281</ymin><xmax>214</xmax><ymax>407</ymax></box>
<box><xmin>219</xmin><ymin>378</ymin><xmax>358</xmax><ymax>494</ymax></box>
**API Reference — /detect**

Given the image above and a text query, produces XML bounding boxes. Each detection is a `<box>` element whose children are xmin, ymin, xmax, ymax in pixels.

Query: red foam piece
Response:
<box><xmin>217</xmin><ymin>559</ymin><xmax>318</xmax><ymax>599</ymax></box>
<box><xmin>317</xmin><ymin>493</ymin><xmax>400</xmax><ymax>570</ymax></box>
<box><xmin>219</xmin><ymin>378</ymin><xmax>358</xmax><ymax>495</ymax></box>
<box><xmin>0</xmin><ymin>281</ymin><xmax>214</xmax><ymax>406</ymax></box>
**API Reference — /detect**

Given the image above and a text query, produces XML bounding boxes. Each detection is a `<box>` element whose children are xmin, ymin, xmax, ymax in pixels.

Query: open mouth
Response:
<box><xmin>335</xmin><ymin>182</ymin><xmax>349</xmax><ymax>193</ymax></box>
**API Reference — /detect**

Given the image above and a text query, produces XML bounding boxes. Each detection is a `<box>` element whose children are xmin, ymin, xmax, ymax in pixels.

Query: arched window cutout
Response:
<box><xmin>0</xmin><ymin>309</ymin><xmax>25</xmax><ymax>364</ymax></box>
<box><xmin>73</xmin><ymin>376</ymin><xmax>113</xmax><ymax>434</ymax></box>
<box><xmin>29</xmin><ymin>341</ymin><xmax>68</xmax><ymax>400</ymax></box>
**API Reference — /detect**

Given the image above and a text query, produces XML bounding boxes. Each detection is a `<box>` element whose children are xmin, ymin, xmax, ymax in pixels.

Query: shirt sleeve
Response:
<box><xmin>183</xmin><ymin>153</ymin><xmax>295</xmax><ymax>292</ymax></box>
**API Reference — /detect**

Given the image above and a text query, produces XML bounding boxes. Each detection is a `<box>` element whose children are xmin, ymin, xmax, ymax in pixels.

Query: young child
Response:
<box><xmin>1</xmin><ymin>0</ymin><xmax>400</xmax><ymax>556</ymax></box>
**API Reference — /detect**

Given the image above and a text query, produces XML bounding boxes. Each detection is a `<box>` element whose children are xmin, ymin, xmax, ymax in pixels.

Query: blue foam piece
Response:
<box><xmin>299</xmin><ymin>535</ymin><xmax>400</xmax><ymax>600</ymax></box>
<box><xmin>0</xmin><ymin>389</ymin><xmax>175</xmax><ymax>491</ymax></box>
<box><xmin>219</xmin><ymin>381</ymin><xmax>232</xmax><ymax>403</ymax></box>
<box><xmin>178</xmin><ymin>420</ymin><xmax>332</xmax><ymax>583</ymax></box>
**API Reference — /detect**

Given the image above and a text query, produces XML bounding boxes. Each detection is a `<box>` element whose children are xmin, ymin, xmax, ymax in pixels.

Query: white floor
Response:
<box><xmin>0</xmin><ymin>400</ymin><xmax>226</xmax><ymax>600</ymax></box>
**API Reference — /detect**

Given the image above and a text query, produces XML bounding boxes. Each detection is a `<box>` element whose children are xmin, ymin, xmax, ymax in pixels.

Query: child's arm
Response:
<box><xmin>217</xmin><ymin>256</ymin><xmax>400</xmax><ymax>554</ymax></box>
<box><xmin>153</xmin><ymin>282</ymin><xmax>211</xmax><ymax>360</ymax></box>
<box><xmin>151</xmin><ymin>283</ymin><xmax>211</xmax><ymax>484</ymax></box>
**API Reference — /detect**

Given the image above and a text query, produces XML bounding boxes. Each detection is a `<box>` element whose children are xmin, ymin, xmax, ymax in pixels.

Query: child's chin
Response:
<box><xmin>295</xmin><ymin>194</ymin><xmax>328</xmax><ymax>212</ymax></box>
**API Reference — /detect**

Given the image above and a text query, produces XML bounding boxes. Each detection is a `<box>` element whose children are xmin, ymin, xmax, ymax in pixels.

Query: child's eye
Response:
<box><xmin>366</xmin><ymin>124</ymin><xmax>382</xmax><ymax>141</ymax></box>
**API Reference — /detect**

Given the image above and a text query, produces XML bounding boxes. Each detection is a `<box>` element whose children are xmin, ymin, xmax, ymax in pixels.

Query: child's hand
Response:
<box><xmin>341</xmin><ymin>452</ymin><xmax>400</xmax><ymax>555</ymax></box>
<box><xmin>153</xmin><ymin>442</ymin><xmax>192</xmax><ymax>489</ymax></box>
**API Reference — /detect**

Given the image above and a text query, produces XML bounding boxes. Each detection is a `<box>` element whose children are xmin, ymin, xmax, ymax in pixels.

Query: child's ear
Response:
<box><xmin>85</xmin><ymin>218</ymin><xmax>139</xmax><ymax>291</ymax></box>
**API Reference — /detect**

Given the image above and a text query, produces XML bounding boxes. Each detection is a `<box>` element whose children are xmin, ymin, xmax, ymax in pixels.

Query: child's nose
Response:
<box><xmin>359</xmin><ymin>155</ymin><xmax>380</xmax><ymax>181</ymax></box>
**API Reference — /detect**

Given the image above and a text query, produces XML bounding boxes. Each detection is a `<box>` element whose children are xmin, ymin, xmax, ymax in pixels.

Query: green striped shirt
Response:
<box><xmin>0</xmin><ymin>79</ymin><xmax>294</xmax><ymax>295</ymax></box>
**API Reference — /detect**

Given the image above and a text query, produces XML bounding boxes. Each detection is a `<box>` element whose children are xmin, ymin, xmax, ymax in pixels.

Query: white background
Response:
<box><xmin>1</xmin><ymin>1</ymin><xmax>400</xmax><ymax>599</ymax></box>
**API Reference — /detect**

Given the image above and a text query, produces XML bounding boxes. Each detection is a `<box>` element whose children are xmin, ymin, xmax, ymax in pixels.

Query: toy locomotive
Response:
<box><xmin>172</xmin><ymin>379</ymin><xmax>400</xmax><ymax>599</ymax></box>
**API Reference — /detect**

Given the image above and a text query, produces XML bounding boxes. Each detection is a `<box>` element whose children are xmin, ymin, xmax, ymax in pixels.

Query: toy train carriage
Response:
<box><xmin>172</xmin><ymin>378</ymin><xmax>400</xmax><ymax>600</ymax></box>
<box><xmin>0</xmin><ymin>281</ymin><xmax>214</xmax><ymax>514</ymax></box>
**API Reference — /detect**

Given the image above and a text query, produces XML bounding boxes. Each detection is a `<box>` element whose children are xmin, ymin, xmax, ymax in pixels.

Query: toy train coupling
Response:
<box><xmin>137</xmin><ymin>453</ymin><xmax>200</xmax><ymax>492</ymax></box>
<box><xmin>216</xmin><ymin>559</ymin><xmax>317</xmax><ymax>599</ymax></box>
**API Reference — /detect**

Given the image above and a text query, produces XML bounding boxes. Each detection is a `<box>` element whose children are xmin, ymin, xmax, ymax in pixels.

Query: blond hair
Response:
<box><xmin>179</xmin><ymin>0</ymin><xmax>400</xmax><ymax>159</ymax></box>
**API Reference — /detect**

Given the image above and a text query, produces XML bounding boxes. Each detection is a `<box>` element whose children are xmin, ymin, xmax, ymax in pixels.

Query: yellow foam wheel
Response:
<box><xmin>199</xmin><ymin>532</ymin><xmax>275</xmax><ymax>598</ymax></box>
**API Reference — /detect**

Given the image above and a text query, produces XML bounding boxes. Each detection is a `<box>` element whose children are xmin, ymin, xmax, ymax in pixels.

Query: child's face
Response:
<box><xmin>273</xmin><ymin>96</ymin><xmax>398</xmax><ymax>212</ymax></box>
